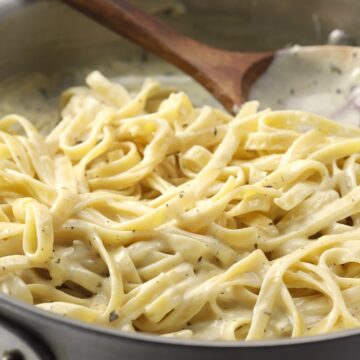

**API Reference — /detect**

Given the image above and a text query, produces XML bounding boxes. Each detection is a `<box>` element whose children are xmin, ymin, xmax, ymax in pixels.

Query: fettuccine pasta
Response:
<box><xmin>1</xmin><ymin>71</ymin><xmax>360</xmax><ymax>341</ymax></box>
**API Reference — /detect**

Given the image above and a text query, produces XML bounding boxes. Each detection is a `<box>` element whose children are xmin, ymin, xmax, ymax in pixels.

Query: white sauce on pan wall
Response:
<box><xmin>250</xmin><ymin>46</ymin><xmax>360</xmax><ymax>127</ymax></box>
<box><xmin>0</xmin><ymin>61</ymin><xmax>219</xmax><ymax>134</ymax></box>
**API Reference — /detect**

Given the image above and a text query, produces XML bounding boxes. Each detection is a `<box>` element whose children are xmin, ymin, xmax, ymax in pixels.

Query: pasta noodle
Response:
<box><xmin>2</xmin><ymin>71</ymin><xmax>360</xmax><ymax>341</ymax></box>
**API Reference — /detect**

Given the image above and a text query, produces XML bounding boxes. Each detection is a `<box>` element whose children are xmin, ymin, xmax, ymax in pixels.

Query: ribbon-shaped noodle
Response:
<box><xmin>1</xmin><ymin>71</ymin><xmax>360</xmax><ymax>340</ymax></box>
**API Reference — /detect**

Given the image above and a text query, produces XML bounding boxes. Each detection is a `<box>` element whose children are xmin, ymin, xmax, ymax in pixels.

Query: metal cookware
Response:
<box><xmin>0</xmin><ymin>1</ymin><xmax>360</xmax><ymax>359</ymax></box>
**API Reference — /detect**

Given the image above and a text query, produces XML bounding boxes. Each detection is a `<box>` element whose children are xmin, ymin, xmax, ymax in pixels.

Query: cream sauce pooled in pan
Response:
<box><xmin>250</xmin><ymin>46</ymin><xmax>360</xmax><ymax>127</ymax></box>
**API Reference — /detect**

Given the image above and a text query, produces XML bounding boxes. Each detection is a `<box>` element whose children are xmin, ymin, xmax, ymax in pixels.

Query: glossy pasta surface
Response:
<box><xmin>1</xmin><ymin>71</ymin><xmax>360</xmax><ymax>340</ymax></box>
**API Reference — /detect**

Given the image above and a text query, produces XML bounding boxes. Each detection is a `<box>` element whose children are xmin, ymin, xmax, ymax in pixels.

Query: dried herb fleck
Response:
<box><xmin>39</xmin><ymin>88</ymin><xmax>48</xmax><ymax>97</ymax></box>
<box><xmin>330</xmin><ymin>63</ymin><xmax>342</xmax><ymax>75</ymax></box>
<box><xmin>109</xmin><ymin>311</ymin><xmax>119</xmax><ymax>322</ymax></box>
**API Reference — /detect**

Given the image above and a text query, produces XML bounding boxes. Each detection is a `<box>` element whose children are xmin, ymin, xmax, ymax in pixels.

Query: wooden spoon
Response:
<box><xmin>61</xmin><ymin>0</ymin><xmax>274</xmax><ymax>113</ymax></box>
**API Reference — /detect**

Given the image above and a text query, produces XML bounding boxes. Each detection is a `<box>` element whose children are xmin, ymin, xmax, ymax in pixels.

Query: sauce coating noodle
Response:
<box><xmin>1</xmin><ymin>71</ymin><xmax>360</xmax><ymax>340</ymax></box>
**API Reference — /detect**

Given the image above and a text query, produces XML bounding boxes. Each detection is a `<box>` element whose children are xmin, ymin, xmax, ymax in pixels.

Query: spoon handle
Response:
<box><xmin>61</xmin><ymin>0</ymin><xmax>271</xmax><ymax>111</ymax></box>
<box><xmin>62</xmin><ymin>0</ymin><xmax>211</xmax><ymax>71</ymax></box>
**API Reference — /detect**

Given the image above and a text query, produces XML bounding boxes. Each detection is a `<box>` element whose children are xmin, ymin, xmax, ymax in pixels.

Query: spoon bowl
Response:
<box><xmin>250</xmin><ymin>45</ymin><xmax>360</xmax><ymax>126</ymax></box>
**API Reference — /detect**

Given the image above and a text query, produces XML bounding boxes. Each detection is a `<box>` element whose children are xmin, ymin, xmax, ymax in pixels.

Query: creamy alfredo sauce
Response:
<box><xmin>250</xmin><ymin>46</ymin><xmax>360</xmax><ymax>127</ymax></box>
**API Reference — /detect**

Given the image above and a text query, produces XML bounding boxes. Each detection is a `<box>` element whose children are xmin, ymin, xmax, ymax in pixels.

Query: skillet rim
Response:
<box><xmin>1</xmin><ymin>293</ymin><xmax>360</xmax><ymax>348</ymax></box>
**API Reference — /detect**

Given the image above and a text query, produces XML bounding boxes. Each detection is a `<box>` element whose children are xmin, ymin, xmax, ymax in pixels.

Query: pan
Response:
<box><xmin>0</xmin><ymin>1</ymin><xmax>360</xmax><ymax>359</ymax></box>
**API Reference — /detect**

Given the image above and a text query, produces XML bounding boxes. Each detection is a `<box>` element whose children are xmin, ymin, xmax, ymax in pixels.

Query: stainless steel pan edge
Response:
<box><xmin>0</xmin><ymin>0</ymin><xmax>24</xmax><ymax>20</ymax></box>
<box><xmin>0</xmin><ymin>293</ymin><xmax>360</xmax><ymax>360</ymax></box>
